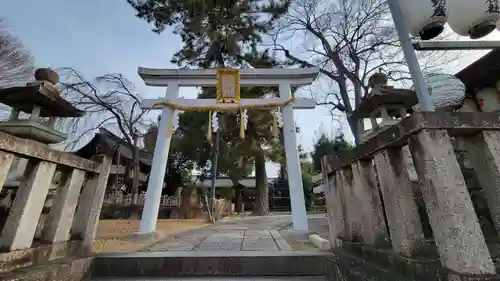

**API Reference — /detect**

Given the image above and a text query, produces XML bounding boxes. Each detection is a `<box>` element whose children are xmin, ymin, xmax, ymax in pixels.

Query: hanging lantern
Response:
<box><xmin>458</xmin><ymin>98</ymin><xmax>480</xmax><ymax>112</ymax></box>
<box><xmin>448</xmin><ymin>0</ymin><xmax>500</xmax><ymax>39</ymax></box>
<box><xmin>476</xmin><ymin>87</ymin><xmax>500</xmax><ymax>112</ymax></box>
<box><xmin>412</xmin><ymin>73</ymin><xmax>466</xmax><ymax>111</ymax></box>
<box><xmin>399</xmin><ymin>0</ymin><xmax>448</xmax><ymax>40</ymax></box>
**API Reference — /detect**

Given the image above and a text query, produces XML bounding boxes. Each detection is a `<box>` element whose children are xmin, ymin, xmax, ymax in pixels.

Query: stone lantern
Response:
<box><xmin>0</xmin><ymin>68</ymin><xmax>84</xmax><ymax>187</ymax></box>
<box><xmin>352</xmin><ymin>74</ymin><xmax>417</xmax><ymax>143</ymax></box>
<box><xmin>0</xmin><ymin>68</ymin><xmax>84</xmax><ymax>144</ymax></box>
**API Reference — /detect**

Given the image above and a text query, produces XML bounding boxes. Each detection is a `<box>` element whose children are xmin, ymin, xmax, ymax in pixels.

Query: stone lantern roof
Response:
<box><xmin>0</xmin><ymin>81</ymin><xmax>84</xmax><ymax>117</ymax></box>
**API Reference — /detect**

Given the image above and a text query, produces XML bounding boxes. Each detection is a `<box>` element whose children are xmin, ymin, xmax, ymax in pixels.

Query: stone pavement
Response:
<box><xmin>146</xmin><ymin>215</ymin><xmax>297</xmax><ymax>251</ymax></box>
<box><xmin>144</xmin><ymin>214</ymin><xmax>329</xmax><ymax>252</ymax></box>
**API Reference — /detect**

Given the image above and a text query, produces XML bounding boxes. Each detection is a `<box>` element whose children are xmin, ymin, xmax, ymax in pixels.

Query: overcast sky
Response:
<box><xmin>1</xmin><ymin>0</ymin><xmax>497</xmax><ymax>177</ymax></box>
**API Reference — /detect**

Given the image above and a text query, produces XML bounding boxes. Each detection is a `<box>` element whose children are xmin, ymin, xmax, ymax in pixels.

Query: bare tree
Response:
<box><xmin>0</xmin><ymin>19</ymin><xmax>34</xmax><ymax>87</ymax></box>
<box><xmin>58</xmin><ymin>67</ymin><xmax>152</xmax><ymax>202</ymax></box>
<box><xmin>271</xmin><ymin>0</ymin><xmax>459</xmax><ymax>143</ymax></box>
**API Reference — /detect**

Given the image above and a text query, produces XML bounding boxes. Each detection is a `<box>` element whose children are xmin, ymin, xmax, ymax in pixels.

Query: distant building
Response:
<box><xmin>73</xmin><ymin>128</ymin><xmax>152</xmax><ymax>192</ymax></box>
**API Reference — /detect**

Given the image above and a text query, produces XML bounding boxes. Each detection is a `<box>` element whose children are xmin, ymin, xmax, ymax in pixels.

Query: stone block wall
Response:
<box><xmin>322</xmin><ymin>112</ymin><xmax>500</xmax><ymax>277</ymax></box>
<box><xmin>0</xmin><ymin>130</ymin><xmax>112</xmax><ymax>280</ymax></box>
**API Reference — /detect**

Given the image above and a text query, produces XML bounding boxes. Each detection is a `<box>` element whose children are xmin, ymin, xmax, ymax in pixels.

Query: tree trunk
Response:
<box><xmin>131</xmin><ymin>138</ymin><xmax>140</xmax><ymax>205</ymax></box>
<box><xmin>234</xmin><ymin>184</ymin><xmax>242</xmax><ymax>214</ymax></box>
<box><xmin>252</xmin><ymin>148</ymin><xmax>269</xmax><ymax>216</ymax></box>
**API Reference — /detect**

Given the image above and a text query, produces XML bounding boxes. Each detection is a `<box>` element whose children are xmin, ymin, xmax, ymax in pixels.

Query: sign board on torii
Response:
<box><xmin>137</xmin><ymin>67</ymin><xmax>319</xmax><ymax>234</ymax></box>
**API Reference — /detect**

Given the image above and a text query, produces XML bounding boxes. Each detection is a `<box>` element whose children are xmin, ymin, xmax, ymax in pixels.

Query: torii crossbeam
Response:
<box><xmin>137</xmin><ymin>67</ymin><xmax>319</xmax><ymax>234</ymax></box>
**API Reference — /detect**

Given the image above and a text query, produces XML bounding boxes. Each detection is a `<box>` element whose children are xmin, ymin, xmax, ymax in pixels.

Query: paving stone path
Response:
<box><xmin>146</xmin><ymin>215</ymin><xmax>296</xmax><ymax>251</ymax></box>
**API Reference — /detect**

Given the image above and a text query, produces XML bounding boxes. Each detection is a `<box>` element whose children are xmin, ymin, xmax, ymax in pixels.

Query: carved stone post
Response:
<box><xmin>42</xmin><ymin>168</ymin><xmax>86</xmax><ymax>243</ymax></box>
<box><xmin>339</xmin><ymin>167</ymin><xmax>361</xmax><ymax>240</ymax></box>
<box><xmin>72</xmin><ymin>155</ymin><xmax>112</xmax><ymax>250</ymax></box>
<box><xmin>462</xmin><ymin>131</ymin><xmax>500</xmax><ymax>235</ymax></box>
<box><xmin>0</xmin><ymin>151</ymin><xmax>14</xmax><ymax>193</ymax></box>
<box><xmin>0</xmin><ymin>160</ymin><xmax>57</xmax><ymax>251</ymax></box>
<box><xmin>409</xmin><ymin>129</ymin><xmax>495</xmax><ymax>274</ymax></box>
<box><xmin>373</xmin><ymin>147</ymin><xmax>425</xmax><ymax>256</ymax></box>
<box><xmin>323</xmin><ymin>168</ymin><xmax>346</xmax><ymax>247</ymax></box>
<box><xmin>351</xmin><ymin>160</ymin><xmax>388</xmax><ymax>245</ymax></box>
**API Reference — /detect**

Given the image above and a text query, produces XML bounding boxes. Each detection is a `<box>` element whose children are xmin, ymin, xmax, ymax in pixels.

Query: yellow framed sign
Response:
<box><xmin>216</xmin><ymin>68</ymin><xmax>240</xmax><ymax>103</ymax></box>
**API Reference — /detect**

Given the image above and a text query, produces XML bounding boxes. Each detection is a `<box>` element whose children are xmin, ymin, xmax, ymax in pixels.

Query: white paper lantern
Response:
<box><xmin>448</xmin><ymin>0</ymin><xmax>500</xmax><ymax>39</ymax></box>
<box><xmin>413</xmin><ymin>73</ymin><xmax>466</xmax><ymax>111</ymax></box>
<box><xmin>399</xmin><ymin>0</ymin><xmax>448</xmax><ymax>40</ymax></box>
<box><xmin>476</xmin><ymin>87</ymin><xmax>500</xmax><ymax>112</ymax></box>
<box><xmin>458</xmin><ymin>99</ymin><xmax>480</xmax><ymax>112</ymax></box>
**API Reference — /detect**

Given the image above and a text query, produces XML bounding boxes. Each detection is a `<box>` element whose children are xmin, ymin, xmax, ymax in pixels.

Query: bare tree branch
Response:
<box><xmin>57</xmin><ymin>67</ymin><xmax>154</xmax><ymax>200</ymax></box>
<box><xmin>0</xmin><ymin>18</ymin><xmax>34</xmax><ymax>88</ymax></box>
<box><xmin>269</xmin><ymin>0</ymin><xmax>461</xmax><ymax>142</ymax></box>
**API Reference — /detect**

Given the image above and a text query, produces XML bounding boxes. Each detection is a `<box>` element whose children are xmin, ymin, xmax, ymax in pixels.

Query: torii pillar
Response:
<box><xmin>137</xmin><ymin>67</ymin><xmax>319</xmax><ymax>234</ymax></box>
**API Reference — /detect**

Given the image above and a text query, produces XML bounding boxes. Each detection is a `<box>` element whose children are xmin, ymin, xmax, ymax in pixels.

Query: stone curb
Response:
<box><xmin>309</xmin><ymin>234</ymin><xmax>331</xmax><ymax>250</ymax></box>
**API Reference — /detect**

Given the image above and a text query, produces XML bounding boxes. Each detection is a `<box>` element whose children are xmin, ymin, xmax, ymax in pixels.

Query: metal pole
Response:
<box><xmin>209</xmin><ymin>128</ymin><xmax>220</xmax><ymax>216</ymax></box>
<box><xmin>386</xmin><ymin>0</ymin><xmax>435</xmax><ymax>111</ymax></box>
<box><xmin>414</xmin><ymin>40</ymin><xmax>500</xmax><ymax>51</ymax></box>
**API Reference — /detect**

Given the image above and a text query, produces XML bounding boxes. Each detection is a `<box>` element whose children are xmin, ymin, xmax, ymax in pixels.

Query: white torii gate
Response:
<box><xmin>137</xmin><ymin>67</ymin><xmax>319</xmax><ymax>234</ymax></box>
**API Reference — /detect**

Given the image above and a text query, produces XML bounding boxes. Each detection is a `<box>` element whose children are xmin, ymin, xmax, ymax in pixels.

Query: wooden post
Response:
<box><xmin>42</xmin><ymin>168</ymin><xmax>86</xmax><ymax>243</ymax></box>
<box><xmin>0</xmin><ymin>160</ymin><xmax>57</xmax><ymax>251</ymax></box>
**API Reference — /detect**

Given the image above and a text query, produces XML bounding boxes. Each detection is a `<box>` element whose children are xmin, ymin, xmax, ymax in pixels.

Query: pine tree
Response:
<box><xmin>127</xmin><ymin>0</ymin><xmax>291</xmax><ymax>215</ymax></box>
<box><xmin>127</xmin><ymin>0</ymin><xmax>290</xmax><ymax>67</ymax></box>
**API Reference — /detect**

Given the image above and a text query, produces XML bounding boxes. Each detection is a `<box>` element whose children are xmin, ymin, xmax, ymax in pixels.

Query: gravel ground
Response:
<box><xmin>93</xmin><ymin>219</ymin><xmax>210</xmax><ymax>253</ymax></box>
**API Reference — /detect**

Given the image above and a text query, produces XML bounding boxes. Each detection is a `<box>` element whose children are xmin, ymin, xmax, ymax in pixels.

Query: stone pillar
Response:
<box><xmin>373</xmin><ymin>147</ymin><xmax>425</xmax><ymax>256</ymax></box>
<box><xmin>322</xmin><ymin>170</ymin><xmax>335</xmax><ymax>246</ymax></box>
<box><xmin>30</xmin><ymin>105</ymin><xmax>41</xmax><ymax>121</ymax></box>
<box><xmin>409</xmin><ymin>129</ymin><xmax>495</xmax><ymax>274</ymax></box>
<box><xmin>322</xmin><ymin>166</ymin><xmax>346</xmax><ymax>247</ymax></box>
<box><xmin>351</xmin><ymin>160</ymin><xmax>388</xmax><ymax>245</ymax></box>
<box><xmin>140</xmin><ymin>83</ymin><xmax>179</xmax><ymax>234</ymax></box>
<box><xmin>42</xmin><ymin>169</ymin><xmax>86</xmax><ymax>243</ymax></box>
<box><xmin>0</xmin><ymin>151</ymin><xmax>14</xmax><ymax>194</ymax></box>
<box><xmin>279</xmin><ymin>83</ymin><xmax>308</xmax><ymax>231</ymax></box>
<box><xmin>72</xmin><ymin>155</ymin><xmax>112</xmax><ymax>249</ymax></box>
<box><xmin>334</xmin><ymin>171</ymin><xmax>349</xmax><ymax>240</ymax></box>
<box><xmin>8</xmin><ymin>108</ymin><xmax>20</xmax><ymax>121</ymax></box>
<box><xmin>0</xmin><ymin>160</ymin><xmax>57</xmax><ymax>251</ymax></box>
<box><xmin>462</xmin><ymin>131</ymin><xmax>500</xmax><ymax>235</ymax></box>
<box><xmin>340</xmin><ymin>167</ymin><xmax>362</xmax><ymax>240</ymax></box>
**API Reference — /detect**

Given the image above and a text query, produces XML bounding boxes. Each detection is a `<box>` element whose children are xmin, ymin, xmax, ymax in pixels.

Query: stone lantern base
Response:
<box><xmin>0</xmin><ymin>120</ymin><xmax>67</xmax><ymax>144</ymax></box>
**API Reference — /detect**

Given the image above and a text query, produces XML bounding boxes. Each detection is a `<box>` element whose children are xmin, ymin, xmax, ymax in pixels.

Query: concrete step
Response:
<box><xmin>91</xmin><ymin>277</ymin><xmax>325</xmax><ymax>280</ymax></box>
<box><xmin>92</xmin><ymin>251</ymin><xmax>329</xmax><ymax>278</ymax></box>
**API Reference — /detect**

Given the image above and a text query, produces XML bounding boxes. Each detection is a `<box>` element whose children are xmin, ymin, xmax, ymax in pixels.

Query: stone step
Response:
<box><xmin>0</xmin><ymin>256</ymin><xmax>92</xmax><ymax>281</ymax></box>
<box><xmin>92</xmin><ymin>251</ymin><xmax>329</xmax><ymax>278</ymax></box>
<box><xmin>91</xmin><ymin>277</ymin><xmax>325</xmax><ymax>280</ymax></box>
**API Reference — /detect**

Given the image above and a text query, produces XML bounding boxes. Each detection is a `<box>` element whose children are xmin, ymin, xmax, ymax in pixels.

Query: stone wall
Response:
<box><xmin>0</xmin><ymin>130</ymin><xmax>112</xmax><ymax>280</ymax></box>
<box><xmin>322</xmin><ymin>112</ymin><xmax>500</xmax><ymax>277</ymax></box>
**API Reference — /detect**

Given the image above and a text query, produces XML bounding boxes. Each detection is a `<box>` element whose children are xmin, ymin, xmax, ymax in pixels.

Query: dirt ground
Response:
<box><xmin>92</xmin><ymin>219</ymin><xmax>210</xmax><ymax>253</ymax></box>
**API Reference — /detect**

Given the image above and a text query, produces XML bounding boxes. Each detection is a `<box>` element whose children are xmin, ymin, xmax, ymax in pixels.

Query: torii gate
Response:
<box><xmin>137</xmin><ymin>67</ymin><xmax>319</xmax><ymax>234</ymax></box>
